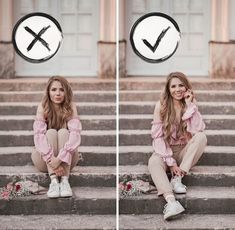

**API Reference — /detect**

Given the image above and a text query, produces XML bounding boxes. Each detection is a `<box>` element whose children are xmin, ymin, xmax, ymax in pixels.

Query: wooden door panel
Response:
<box><xmin>14</xmin><ymin>0</ymin><xmax>98</xmax><ymax>76</ymax></box>
<box><xmin>126</xmin><ymin>0</ymin><xmax>210</xmax><ymax>76</ymax></box>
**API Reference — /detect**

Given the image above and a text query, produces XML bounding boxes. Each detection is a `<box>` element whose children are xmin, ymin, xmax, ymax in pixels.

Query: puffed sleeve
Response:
<box><xmin>33</xmin><ymin>118</ymin><xmax>53</xmax><ymax>162</ymax></box>
<box><xmin>182</xmin><ymin>102</ymin><xmax>205</xmax><ymax>134</ymax></box>
<box><xmin>57</xmin><ymin>117</ymin><xmax>82</xmax><ymax>165</ymax></box>
<box><xmin>151</xmin><ymin>121</ymin><xmax>176</xmax><ymax>166</ymax></box>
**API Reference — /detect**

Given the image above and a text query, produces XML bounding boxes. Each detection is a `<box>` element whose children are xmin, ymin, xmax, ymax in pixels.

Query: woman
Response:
<box><xmin>148</xmin><ymin>72</ymin><xmax>207</xmax><ymax>220</ymax></box>
<box><xmin>31</xmin><ymin>76</ymin><xmax>82</xmax><ymax>198</ymax></box>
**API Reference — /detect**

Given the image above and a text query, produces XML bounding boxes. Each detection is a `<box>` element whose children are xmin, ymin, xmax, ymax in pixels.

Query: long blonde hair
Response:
<box><xmin>160</xmin><ymin>72</ymin><xmax>192</xmax><ymax>143</ymax></box>
<box><xmin>42</xmin><ymin>76</ymin><xmax>73</xmax><ymax>130</ymax></box>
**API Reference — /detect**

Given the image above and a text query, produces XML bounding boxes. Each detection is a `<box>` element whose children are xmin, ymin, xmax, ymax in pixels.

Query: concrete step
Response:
<box><xmin>119</xmin><ymin>165</ymin><xmax>235</xmax><ymax>187</ymax></box>
<box><xmin>0</xmin><ymin>115</ymin><xmax>116</xmax><ymax>131</ymax></box>
<box><xmin>119</xmin><ymin>129</ymin><xmax>235</xmax><ymax>146</ymax></box>
<box><xmin>0</xmin><ymin>215</ymin><xmax>116</xmax><ymax>230</ymax></box>
<box><xmin>0</xmin><ymin>166</ymin><xmax>116</xmax><ymax>187</ymax></box>
<box><xmin>0</xmin><ymin>187</ymin><xmax>115</xmax><ymax>215</ymax></box>
<box><xmin>120</xmin><ymin>90</ymin><xmax>235</xmax><ymax>102</ymax></box>
<box><xmin>119</xmin><ymin>214</ymin><xmax>235</xmax><ymax>229</ymax></box>
<box><xmin>0</xmin><ymin>130</ymin><xmax>116</xmax><ymax>147</ymax></box>
<box><xmin>1</xmin><ymin>145</ymin><xmax>233</xmax><ymax>167</ymax></box>
<box><xmin>119</xmin><ymin>101</ymin><xmax>235</xmax><ymax>115</ymax></box>
<box><xmin>0</xmin><ymin>91</ymin><xmax>116</xmax><ymax>102</ymax></box>
<box><xmin>1</xmin><ymin>90</ymin><xmax>234</xmax><ymax>103</ymax></box>
<box><xmin>119</xmin><ymin>145</ymin><xmax>235</xmax><ymax>166</ymax></box>
<box><xmin>0</xmin><ymin>78</ymin><xmax>115</xmax><ymax>91</ymax></box>
<box><xmin>119</xmin><ymin>186</ymin><xmax>235</xmax><ymax>214</ymax></box>
<box><xmin>0</xmin><ymin>102</ymin><xmax>116</xmax><ymax>115</ymax></box>
<box><xmin>119</xmin><ymin>77</ymin><xmax>235</xmax><ymax>90</ymax></box>
<box><xmin>120</xmin><ymin>114</ymin><xmax>235</xmax><ymax>130</ymax></box>
<box><xmin>1</xmin><ymin>113</ymin><xmax>232</xmax><ymax>131</ymax></box>
<box><xmin>0</xmin><ymin>146</ymin><xmax>116</xmax><ymax>166</ymax></box>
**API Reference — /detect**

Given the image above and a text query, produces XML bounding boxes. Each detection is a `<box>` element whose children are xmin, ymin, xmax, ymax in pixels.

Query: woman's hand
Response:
<box><xmin>184</xmin><ymin>89</ymin><xmax>194</xmax><ymax>105</ymax></box>
<box><xmin>47</xmin><ymin>155</ymin><xmax>62</xmax><ymax>169</ymax></box>
<box><xmin>170</xmin><ymin>164</ymin><xmax>185</xmax><ymax>177</ymax></box>
<box><xmin>53</xmin><ymin>165</ymin><xmax>65</xmax><ymax>177</ymax></box>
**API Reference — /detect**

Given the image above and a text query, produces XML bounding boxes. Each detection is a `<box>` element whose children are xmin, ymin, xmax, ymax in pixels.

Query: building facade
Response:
<box><xmin>1</xmin><ymin>0</ymin><xmax>235</xmax><ymax>78</ymax></box>
<box><xmin>119</xmin><ymin>0</ymin><xmax>235</xmax><ymax>78</ymax></box>
<box><xmin>0</xmin><ymin>0</ymin><xmax>115</xmax><ymax>78</ymax></box>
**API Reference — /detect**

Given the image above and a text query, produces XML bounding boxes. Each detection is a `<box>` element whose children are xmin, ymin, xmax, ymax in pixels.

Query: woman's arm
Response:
<box><xmin>182</xmin><ymin>91</ymin><xmax>205</xmax><ymax>133</ymax></box>
<box><xmin>33</xmin><ymin>103</ymin><xmax>53</xmax><ymax>162</ymax></box>
<box><xmin>151</xmin><ymin>102</ymin><xmax>176</xmax><ymax>167</ymax></box>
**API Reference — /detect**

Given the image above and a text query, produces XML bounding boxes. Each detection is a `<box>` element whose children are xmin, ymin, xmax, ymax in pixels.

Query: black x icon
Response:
<box><xmin>24</xmin><ymin>25</ymin><xmax>51</xmax><ymax>52</ymax></box>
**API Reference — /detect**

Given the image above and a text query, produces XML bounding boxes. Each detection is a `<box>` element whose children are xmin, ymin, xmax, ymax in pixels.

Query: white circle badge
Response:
<box><xmin>130</xmin><ymin>12</ymin><xmax>181</xmax><ymax>63</ymax></box>
<box><xmin>12</xmin><ymin>12</ymin><xmax>63</xmax><ymax>63</ymax></box>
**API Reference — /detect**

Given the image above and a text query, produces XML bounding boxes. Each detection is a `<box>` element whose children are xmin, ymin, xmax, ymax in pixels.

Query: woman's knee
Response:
<box><xmin>194</xmin><ymin>132</ymin><xmax>207</xmax><ymax>146</ymax></box>
<box><xmin>148</xmin><ymin>154</ymin><xmax>164</xmax><ymax>171</ymax></box>
<box><xmin>58</xmin><ymin>129</ymin><xmax>69</xmax><ymax>149</ymax></box>
<box><xmin>46</xmin><ymin>129</ymin><xmax>58</xmax><ymax>137</ymax></box>
<box><xmin>46</xmin><ymin>129</ymin><xmax>58</xmax><ymax>152</ymax></box>
<box><xmin>58</xmin><ymin>128</ymin><xmax>69</xmax><ymax>138</ymax></box>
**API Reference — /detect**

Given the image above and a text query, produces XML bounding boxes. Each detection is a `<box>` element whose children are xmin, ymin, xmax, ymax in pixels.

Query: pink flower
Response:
<box><xmin>119</xmin><ymin>183</ymin><xmax>125</xmax><ymax>190</ymax></box>
<box><xmin>6</xmin><ymin>183</ymin><xmax>14</xmax><ymax>191</ymax></box>
<box><xmin>126</xmin><ymin>183</ymin><xmax>132</xmax><ymax>191</ymax></box>
<box><xmin>1</xmin><ymin>191</ymin><xmax>10</xmax><ymax>200</ymax></box>
<box><xmin>15</xmin><ymin>184</ymin><xmax>21</xmax><ymax>192</ymax></box>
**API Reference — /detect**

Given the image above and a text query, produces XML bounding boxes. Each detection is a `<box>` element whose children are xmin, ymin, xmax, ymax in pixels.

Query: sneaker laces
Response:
<box><xmin>61</xmin><ymin>180</ymin><xmax>71</xmax><ymax>191</ymax></box>
<box><xmin>49</xmin><ymin>182</ymin><xmax>59</xmax><ymax>192</ymax></box>
<box><xmin>163</xmin><ymin>203</ymin><xmax>170</xmax><ymax>214</ymax></box>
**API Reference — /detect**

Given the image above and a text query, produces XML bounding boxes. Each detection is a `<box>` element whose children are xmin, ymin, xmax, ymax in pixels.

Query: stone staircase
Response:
<box><xmin>119</xmin><ymin>77</ymin><xmax>235</xmax><ymax>230</ymax></box>
<box><xmin>0</xmin><ymin>78</ymin><xmax>116</xmax><ymax>229</ymax></box>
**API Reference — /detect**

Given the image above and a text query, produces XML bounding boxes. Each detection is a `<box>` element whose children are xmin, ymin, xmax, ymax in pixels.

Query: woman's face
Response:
<box><xmin>49</xmin><ymin>80</ymin><xmax>65</xmax><ymax>105</ymax></box>
<box><xmin>169</xmin><ymin>77</ymin><xmax>187</xmax><ymax>101</ymax></box>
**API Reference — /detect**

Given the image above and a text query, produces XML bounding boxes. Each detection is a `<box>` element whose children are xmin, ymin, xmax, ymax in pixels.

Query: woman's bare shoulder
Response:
<box><xmin>153</xmin><ymin>101</ymin><xmax>161</xmax><ymax>121</ymax></box>
<box><xmin>36</xmin><ymin>102</ymin><xmax>44</xmax><ymax>119</ymax></box>
<box><xmin>71</xmin><ymin>102</ymin><xmax>78</xmax><ymax>117</ymax></box>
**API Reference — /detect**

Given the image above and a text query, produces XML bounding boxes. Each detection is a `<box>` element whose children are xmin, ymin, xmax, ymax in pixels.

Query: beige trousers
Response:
<box><xmin>148</xmin><ymin>132</ymin><xmax>207</xmax><ymax>196</ymax></box>
<box><xmin>31</xmin><ymin>128</ymin><xmax>80</xmax><ymax>177</ymax></box>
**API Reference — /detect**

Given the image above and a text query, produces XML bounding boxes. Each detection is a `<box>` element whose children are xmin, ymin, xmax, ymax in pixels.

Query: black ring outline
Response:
<box><xmin>129</xmin><ymin>12</ymin><xmax>181</xmax><ymax>64</ymax></box>
<box><xmin>12</xmin><ymin>12</ymin><xmax>63</xmax><ymax>64</ymax></box>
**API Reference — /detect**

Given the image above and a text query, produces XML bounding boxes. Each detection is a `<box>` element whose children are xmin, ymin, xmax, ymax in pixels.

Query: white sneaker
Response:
<box><xmin>47</xmin><ymin>181</ymin><xmax>60</xmax><ymax>198</ymax></box>
<box><xmin>171</xmin><ymin>176</ymin><xmax>187</xmax><ymax>194</ymax></box>
<box><xmin>60</xmin><ymin>179</ymin><xmax>73</xmax><ymax>197</ymax></box>
<box><xmin>163</xmin><ymin>201</ymin><xmax>185</xmax><ymax>220</ymax></box>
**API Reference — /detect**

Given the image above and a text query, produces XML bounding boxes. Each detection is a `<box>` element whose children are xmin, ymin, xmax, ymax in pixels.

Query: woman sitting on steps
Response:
<box><xmin>31</xmin><ymin>76</ymin><xmax>82</xmax><ymax>198</ymax></box>
<box><xmin>148</xmin><ymin>72</ymin><xmax>207</xmax><ymax>220</ymax></box>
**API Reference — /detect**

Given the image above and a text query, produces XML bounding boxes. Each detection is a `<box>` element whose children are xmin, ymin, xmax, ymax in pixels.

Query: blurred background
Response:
<box><xmin>119</xmin><ymin>0</ymin><xmax>235</xmax><ymax>78</ymax></box>
<box><xmin>0</xmin><ymin>0</ymin><xmax>116</xmax><ymax>79</ymax></box>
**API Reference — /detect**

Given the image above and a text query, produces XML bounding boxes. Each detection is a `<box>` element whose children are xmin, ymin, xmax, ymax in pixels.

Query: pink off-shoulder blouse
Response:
<box><xmin>151</xmin><ymin>102</ymin><xmax>205</xmax><ymax>166</ymax></box>
<box><xmin>33</xmin><ymin>117</ymin><xmax>82</xmax><ymax>165</ymax></box>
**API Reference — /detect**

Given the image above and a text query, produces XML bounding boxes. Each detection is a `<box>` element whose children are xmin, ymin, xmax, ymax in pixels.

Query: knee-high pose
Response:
<box><xmin>31</xmin><ymin>76</ymin><xmax>82</xmax><ymax>198</ymax></box>
<box><xmin>148</xmin><ymin>72</ymin><xmax>207</xmax><ymax>220</ymax></box>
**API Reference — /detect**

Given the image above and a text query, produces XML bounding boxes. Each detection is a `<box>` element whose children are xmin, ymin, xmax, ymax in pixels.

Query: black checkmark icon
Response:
<box><xmin>142</xmin><ymin>26</ymin><xmax>170</xmax><ymax>53</ymax></box>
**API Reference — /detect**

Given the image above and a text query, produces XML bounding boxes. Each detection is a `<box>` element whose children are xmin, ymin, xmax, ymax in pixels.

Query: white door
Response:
<box><xmin>125</xmin><ymin>0</ymin><xmax>210</xmax><ymax>76</ymax></box>
<box><xmin>14</xmin><ymin>0</ymin><xmax>99</xmax><ymax>76</ymax></box>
